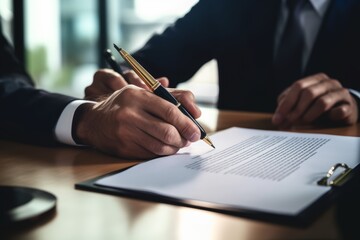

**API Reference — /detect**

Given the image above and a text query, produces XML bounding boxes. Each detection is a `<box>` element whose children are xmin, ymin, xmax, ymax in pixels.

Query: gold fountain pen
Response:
<box><xmin>113</xmin><ymin>44</ymin><xmax>215</xmax><ymax>148</ymax></box>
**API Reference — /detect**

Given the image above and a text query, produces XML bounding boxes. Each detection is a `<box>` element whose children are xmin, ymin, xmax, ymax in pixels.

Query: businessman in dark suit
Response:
<box><xmin>88</xmin><ymin>0</ymin><xmax>360</xmax><ymax>128</ymax></box>
<box><xmin>0</xmin><ymin>26</ymin><xmax>202</xmax><ymax>159</ymax></box>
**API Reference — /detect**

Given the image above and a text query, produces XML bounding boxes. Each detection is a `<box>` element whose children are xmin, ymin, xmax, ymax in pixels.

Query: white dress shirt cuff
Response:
<box><xmin>349</xmin><ymin>88</ymin><xmax>360</xmax><ymax>100</ymax></box>
<box><xmin>55</xmin><ymin>100</ymin><xmax>95</xmax><ymax>146</ymax></box>
<box><xmin>349</xmin><ymin>89</ymin><xmax>360</xmax><ymax>122</ymax></box>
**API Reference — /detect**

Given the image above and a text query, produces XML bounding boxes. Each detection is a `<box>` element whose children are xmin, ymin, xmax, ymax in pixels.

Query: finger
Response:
<box><xmin>85</xmin><ymin>69</ymin><xmax>128</xmax><ymax>100</ymax></box>
<box><xmin>327</xmin><ymin>94</ymin><xmax>358</xmax><ymax>125</ymax></box>
<box><xmin>95</xmin><ymin>69</ymin><xmax>128</xmax><ymax>91</ymax></box>
<box><xmin>115</xmin><ymin>125</ymin><xmax>181</xmax><ymax>158</ymax></box>
<box><xmin>170</xmin><ymin>89</ymin><xmax>201</xmax><ymax>118</ymax></box>
<box><xmin>273</xmin><ymin>73</ymin><xmax>329</xmax><ymax>125</ymax></box>
<box><xmin>132</xmin><ymin>107</ymin><xmax>190</xmax><ymax>148</ymax></box>
<box><xmin>84</xmin><ymin>84</ymin><xmax>110</xmax><ymax>101</ymax></box>
<box><xmin>327</xmin><ymin>104</ymin><xmax>353</xmax><ymax>123</ymax></box>
<box><xmin>105</xmin><ymin>70</ymin><xmax>128</xmax><ymax>90</ymax></box>
<box><xmin>101</xmin><ymin>127</ymin><xmax>165</xmax><ymax>160</ymax></box>
<box><xmin>140</xmin><ymin>94</ymin><xmax>201</xmax><ymax>142</ymax></box>
<box><xmin>301</xmin><ymin>88</ymin><xmax>352</xmax><ymax>123</ymax></box>
<box><xmin>137</xmin><ymin>127</ymin><xmax>182</xmax><ymax>156</ymax></box>
<box><xmin>277</xmin><ymin>86</ymin><xmax>291</xmax><ymax>104</ymax></box>
<box><xmin>123</xmin><ymin>70</ymin><xmax>149</xmax><ymax>89</ymax></box>
<box><xmin>286</xmin><ymin>79</ymin><xmax>343</xmax><ymax>123</ymax></box>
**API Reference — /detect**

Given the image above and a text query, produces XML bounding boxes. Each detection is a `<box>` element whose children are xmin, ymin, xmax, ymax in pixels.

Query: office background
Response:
<box><xmin>0</xmin><ymin>0</ymin><xmax>218</xmax><ymax>105</ymax></box>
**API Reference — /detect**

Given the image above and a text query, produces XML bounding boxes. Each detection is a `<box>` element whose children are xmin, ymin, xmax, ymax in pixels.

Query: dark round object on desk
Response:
<box><xmin>0</xmin><ymin>186</ymin><xmax>56</xmax><ymax>226</ymax></box>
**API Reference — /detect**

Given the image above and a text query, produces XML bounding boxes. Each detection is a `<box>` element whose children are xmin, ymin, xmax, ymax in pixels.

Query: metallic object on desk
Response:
<box><xmin>0</xmin><ymin>186</ymin><xmax>56</xmax><ymax>226</ymax></box>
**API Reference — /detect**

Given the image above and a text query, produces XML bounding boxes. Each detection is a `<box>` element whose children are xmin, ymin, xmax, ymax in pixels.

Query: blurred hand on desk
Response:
<box><xmin>75</xmin><ymin>69</ymin><xmax>201</xmax><ymax>159</ymax></box>
<box><xmin>272</xmin><ymin>73</ymin><xmax>359</xmax><ymax>129</ymax></box>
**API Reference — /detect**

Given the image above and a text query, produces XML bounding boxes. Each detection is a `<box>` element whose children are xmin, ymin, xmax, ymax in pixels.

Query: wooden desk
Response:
<box><xmin>1</xmin><ymin>108</ymin><xmax>359</xmax><ymax>240</ymax></box>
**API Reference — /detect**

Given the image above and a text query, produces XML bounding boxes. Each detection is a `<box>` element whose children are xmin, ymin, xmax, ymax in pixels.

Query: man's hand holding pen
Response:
<box><xmin>78</xmin><ymin>67</ymin><xmax>203</xmax><ymax>159</ymax></box>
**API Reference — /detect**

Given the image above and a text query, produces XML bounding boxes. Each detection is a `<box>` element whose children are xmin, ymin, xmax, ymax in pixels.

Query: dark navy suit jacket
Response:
<box><xmin>0</xmin><ymin>29</ymin><xmax>76</xmax><ymax>144</ymax></box>
<box><xmin>132</xmin><ymin>0</ymin><xmax>360</xmax><ymax>113</ymax></box>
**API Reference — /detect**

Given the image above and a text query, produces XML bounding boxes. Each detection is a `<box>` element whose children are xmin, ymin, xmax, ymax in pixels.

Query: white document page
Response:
<box><xmin>96</xmin><ymin>127</ymin><xmax>360</xmax><ymax>215</ymax></box>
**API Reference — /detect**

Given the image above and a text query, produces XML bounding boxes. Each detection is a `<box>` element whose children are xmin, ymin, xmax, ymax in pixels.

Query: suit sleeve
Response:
<box><xmin>0</xmin><ymin>32</ymin><xmax>77</xmax><ymax>145</ymax></box>
<box><xmin>131</xmin><ymin>0</ymin><xmax>217</xmax><ymax>87</ymax></box>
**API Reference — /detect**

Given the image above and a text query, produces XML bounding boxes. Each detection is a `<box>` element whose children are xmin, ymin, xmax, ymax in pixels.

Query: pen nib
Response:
<box><xmin>203</xmin><ymin>136</ymin><xmax>215</xmax><ymax>149</ymax></box>
<box><xmin>113</xmin><ymin>43</ymin><xmax>121</xmax><ymax>52</ymax></box>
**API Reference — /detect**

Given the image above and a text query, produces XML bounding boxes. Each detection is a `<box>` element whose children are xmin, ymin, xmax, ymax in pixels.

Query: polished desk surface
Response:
<box><xmin>1</xmin><ymin>107</ymin><xmax>359</xmax><ymax>240</ymax></box>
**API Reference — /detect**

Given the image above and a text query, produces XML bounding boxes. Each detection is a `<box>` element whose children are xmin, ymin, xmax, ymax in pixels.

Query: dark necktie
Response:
<box><xmin>273</xmin><ymin>0</ymin><xmax>307</xmax><ymax>91</ymax></box>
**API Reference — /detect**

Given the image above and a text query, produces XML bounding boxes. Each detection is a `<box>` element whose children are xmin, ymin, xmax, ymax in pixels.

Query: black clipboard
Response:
<box><xmin>75</xmin><ymin>163</ymin><xmax>359</xmax><ymax>228</ymax></box>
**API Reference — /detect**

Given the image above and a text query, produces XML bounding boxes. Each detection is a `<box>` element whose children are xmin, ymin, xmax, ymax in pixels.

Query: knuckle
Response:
<box><xmin>293</xmin><ymin>81</ymin><xmax>305</xmax><ymax>91</ymax></box>
<box><xmin>329</xmin><ymin>106</ymin><xmax>352</xmax><ymax>125</ymax></box>
<box><xmin>316</xmin><ymin>73</ymin><xmax>329</xmax><ymax>80</ymax></box>
<box><xmin>175</xmin><ymin>90</ymin><xmax>195</xmax><ymax>103</ymax></box>
<box><xmin>337</xmin><ymin>106</ymin><xmax>349</xmax><ymax>118</ymax></box>
<box><xmin>84</xmin><ymin>86</ymin><xmax>93</xmax><ymax>95</ymax></box>
<box><xmin>93</xmin><ymin>69</ymin><xmax>106</xmax><ymax>80</ymax></box>
<box><xmin>180</xmin><ymin>122</ymin><xmax>194</xmax><ymax>138</ymax></box>
<box><xmin>339</xmin><ymin>88</ymin><xmax>350</xmax><ymax>97</ymax></box>
<box><xmin>341</xmin><ymin>113</ymin><xmax>354</xmax><ymax>125</ymax></box>
<box><xmin>343</xmin><ymin>118</ymin><xmax>352</xmax><ymax>125</ymax></box>
<box><xmin>107</xmin><ymin>76</ymin><xmax>117</xmax><ymax>85</ymax></box>
<box><xmin>152</xmin><ymin>145</ymin><xmax>166</xmax><ymax>155</ymax></box>
<box><xmin>150</xmin><ymin>142</ymin><xmax>174</xmax><ymax>156</ymax></box>
<box><xmin>113</xmin><ymin>111</ymin><xmax>126</xmax><ymax>126</ymax></box>
<box><xmin>161</xmin><ymin>126</ymin><xmax>177</xmax><ymax>144</ymax></box>
<box><xmin>164</xmin><ymin>105</ymin><xmax>179</xmax><ymax>121</ymax></box>
<box><xmin>316</xmin><ymin>97</ymin><xmax>331</xmax><ymax>111</ymax></box>
<box><xmin>183</xmin><ymin>90</ymin><xmax>194</xmax><ymax>99</ymax></box>
<box><xmin>126</xmin><ymin>71</ymin><xmax>139</xmax><ymax>81</ymax></box>
<box><xmin>302</xmin><ymin>88</ymin><xmax>316</xmax><ymax>99</ymax></box>
<box><xmin>116</xmin><ymin>107</ymin><xmax>133</xmax><ymax>121</ymax></box>
<box><xmin>119</xmin><ymin>87</ymin><xmax>133</xmax><ymax>98</ymax></box>
<box><xmin>329</xmin><ymin>79</ymin><xmax>342</xmax><ymax>88</ymax></box>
